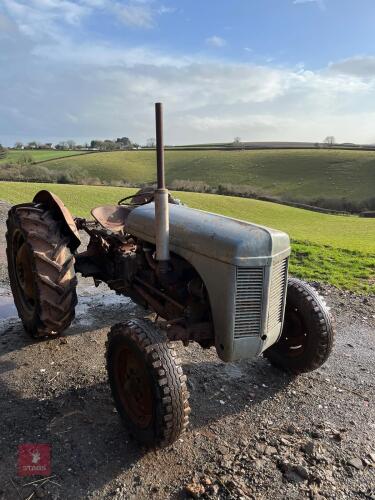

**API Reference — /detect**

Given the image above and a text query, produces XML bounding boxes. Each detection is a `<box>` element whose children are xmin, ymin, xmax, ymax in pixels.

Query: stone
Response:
<box><xmin>302</xmin><ymin>441</ymin><xmax>315</xmax><ymax>456</ymax></box>
<box><xmin>254</xmin><ymin>459</ymin><xmax>265</xmax><ymax>469</ymax></box>
<box><xmin>280</xmin><ymin>437</ymin><xmax>292</xmax><ymax>446</ymax></box>
<box><xmin>278</xmin><ymin>461</ymin><xmax>309</xmax><ymax>483</ymax></box>
<box><xmin>286</xmin><ymin>424</ymin><xmax>297</xmax><ymax>435</ymax></box>
<box><xmin>255</xmin><ymin>443</ymin><xmax>266</xmax><ymax>454</ymax></box>
<box><xmin>201</xmin><ymin>477</ymin><xmax>212</xmax><ymax>486</ymax></box>
<box><xmin>311</xmin><ymin>430</ymin><xmax>323</xmax><ymax>439</ymax></box>
<box><xmin>264</xmin><ymin>446</ymin><xmax>277</xmax><ymax>456</ymax></box>
<box><xmin>294</xmin><ymin>465</ymin><xmax>309</xmax><ymax>480</ymax></box>
<box><xmin>185</xmin><ymin>481</ymin><xmax>205</xmax><ymax>498</ymax></box>
<box><xmin>347</xmin><ymin>458</ymin><xmax>363</xmax><ymax>470</ymax></box>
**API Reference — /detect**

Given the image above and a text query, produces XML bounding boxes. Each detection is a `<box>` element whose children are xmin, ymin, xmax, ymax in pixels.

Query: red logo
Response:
<box><xmin>18</xmin><ymin>444</ymin><xmax>51</xmax><ymax>476</ymax></box>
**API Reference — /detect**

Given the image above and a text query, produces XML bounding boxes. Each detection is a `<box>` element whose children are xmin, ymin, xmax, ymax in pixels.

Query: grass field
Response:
<box><xmin>1</xmin><ymin>181</ymin><xmax>374</xmax><ymax>294</ymax></box>
<box><xmin>0</xmin><ymin>149</ymin><xmax>87</xmax><ymax>164</ymax></box>
<box><xmin>32</xmin><ymin>149</ymin><xmax>375</xmax><ymax>204</ymax></box>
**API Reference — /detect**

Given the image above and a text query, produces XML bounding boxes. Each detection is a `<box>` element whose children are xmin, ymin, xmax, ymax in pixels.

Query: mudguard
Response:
<box><xmin>33</xmin><ymin>190</ymin><xmax>81</xmax><ymax>250</ymax></box>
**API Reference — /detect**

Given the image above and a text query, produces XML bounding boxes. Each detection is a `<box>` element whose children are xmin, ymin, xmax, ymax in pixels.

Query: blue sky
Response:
<box><xmin>1</xmin><ymin>0</ymin><xmax>375</xmax><ymax>145</ymax></box>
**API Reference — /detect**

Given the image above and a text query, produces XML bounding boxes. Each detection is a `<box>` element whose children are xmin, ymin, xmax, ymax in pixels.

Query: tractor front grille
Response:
<box><xmin>267</xmin><ymin>258</ymin><xmax>288</xmax><ymax>331</ymax></box>
<box><xmin>234</xmin><ymin>267</ymin><xmax>264</xmax><ymax>338</ymax></box>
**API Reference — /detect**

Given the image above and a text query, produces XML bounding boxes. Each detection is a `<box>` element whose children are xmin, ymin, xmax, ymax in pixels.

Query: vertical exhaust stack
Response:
<box><xmin>154</xmin><ymin>102</ymin><xmax>170</xmax><ymax>272</ymax></box>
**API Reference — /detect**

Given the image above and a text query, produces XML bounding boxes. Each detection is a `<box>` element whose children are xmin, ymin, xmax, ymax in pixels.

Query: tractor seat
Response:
<box><xmin>91</xmin><ymin>205</ymin><xmax>133</xmax><ymax>233</ymax></box>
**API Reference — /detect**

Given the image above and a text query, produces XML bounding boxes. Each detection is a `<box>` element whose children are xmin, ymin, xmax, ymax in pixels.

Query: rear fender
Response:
<box><xmin>33</xmin><ymin>190</ymin><xmax>81</xmax><ymax>250</ymax></box>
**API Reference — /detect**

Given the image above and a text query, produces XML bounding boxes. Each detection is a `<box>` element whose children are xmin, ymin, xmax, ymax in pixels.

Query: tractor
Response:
<box><xmin>6</xmin><ymin>104</ymin><xmax>334</xmax><ymax>448</ymax></box>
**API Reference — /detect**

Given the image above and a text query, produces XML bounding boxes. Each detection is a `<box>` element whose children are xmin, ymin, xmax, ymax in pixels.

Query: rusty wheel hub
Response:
<box><xmin>115</xmin><ymin>346</ymin><xmax>153</xmax><ymax>428</ymax></box>
<box><xmin>281</xmin><ymin>307</ymin><xmax>308</xmax><ymax>358</ymax></box>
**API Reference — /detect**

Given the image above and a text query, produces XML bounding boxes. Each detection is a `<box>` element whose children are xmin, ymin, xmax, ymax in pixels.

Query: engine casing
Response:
<box><xmin>126</xmin><ymin>203</ymin><xmax>291</xmax><ymax>362</ymax></box>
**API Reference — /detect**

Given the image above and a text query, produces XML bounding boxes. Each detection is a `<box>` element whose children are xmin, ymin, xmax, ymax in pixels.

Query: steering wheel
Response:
<box><xmin>118</xmin><ymin>189</ymin><xmax>155</xmax><ymax>206</ymax></box>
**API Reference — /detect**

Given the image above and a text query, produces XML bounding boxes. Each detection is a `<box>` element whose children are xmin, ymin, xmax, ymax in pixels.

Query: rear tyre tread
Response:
<box><xmin>6</xmin><ymin>203</ymin><xmax>77</xmax><ymax>338</ymax></box>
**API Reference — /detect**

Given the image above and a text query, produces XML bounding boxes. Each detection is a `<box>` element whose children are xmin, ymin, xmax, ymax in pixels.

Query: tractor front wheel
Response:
<box><xmin>264</xmin><ymin>278</ymin><xmax>335</xmax><ymax>374</ymax></box>
<box><xmin>106</xmin><ymin>319</ymin><xmax>190</xmax><ymax>448</ymax></box>
<box><xmin>6</xmin><ymin>203</ymin><xmax>77</xmax><ymax>338</ymax></box>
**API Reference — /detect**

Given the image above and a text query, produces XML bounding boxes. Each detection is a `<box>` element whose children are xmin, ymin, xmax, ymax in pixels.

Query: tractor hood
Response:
<box><xmin>126</xmin><ymin>203</ymin><xmax>290</xmax><ymax>267</ymax></box>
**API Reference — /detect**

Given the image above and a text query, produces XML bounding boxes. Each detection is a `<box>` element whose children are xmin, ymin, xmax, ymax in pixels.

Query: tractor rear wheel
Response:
<box><xmin>106</xmin><ymin>319</ymin><xmax>190</xmax><ymax>448</ymax></box>
<box><xmin>264</xmin><ymin>278</ymin><xmax>335</xmax><ymax>374</ymax></box>
<box><xmin>6</xmin><ymin>203</ymin><xmax>77</xmax><ymax>338</ymax></box>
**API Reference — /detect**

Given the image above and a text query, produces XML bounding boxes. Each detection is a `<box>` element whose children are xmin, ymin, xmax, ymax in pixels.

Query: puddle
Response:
<box><xmin>0</xmin><ymin>296</ymin><xmax>17</xmax><ymax>320</ymax></box>
<box><xmin>74</xmin><ymin>288</ymin><xmax>131</xmax><ymax>327</ymax></box>
<box><xmin>0</xmin><ymin>283</ymin><xmax>133</xmax><ymax>330</ymax></box>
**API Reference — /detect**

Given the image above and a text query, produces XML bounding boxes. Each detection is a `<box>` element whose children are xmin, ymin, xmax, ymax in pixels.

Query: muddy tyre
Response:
<box><xmin>264</xmin><ymin>278</ymin><xmax>335</xmax><ymax>374</ymax></box>
<box><xmin>106</xmin><ymin>319</ymin><xmax>190</xmax><ymax>448</ymax></box>
<box><xmin>6</xmin><ymin>203</ymin><xmax>77</xmax><ymax>338</ymax></box>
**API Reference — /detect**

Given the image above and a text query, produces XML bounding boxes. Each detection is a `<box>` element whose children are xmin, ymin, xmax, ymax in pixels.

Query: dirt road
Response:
<box><xmin>0</xmin><ymin>200</ymin><xmax>374</xmax><ymax>499</ymax></box>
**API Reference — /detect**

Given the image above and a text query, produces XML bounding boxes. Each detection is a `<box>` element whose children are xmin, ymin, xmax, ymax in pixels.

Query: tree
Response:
<box><xmin>14</xmin><ymin>141</ymin><xmax>23</xmax><ymax>149</ymax></box>
<box><xmin>27</xmin><ymin>141</ymin><xmax>37</xmax><ymax>149</ymax></box>
<box><xmin>146</xmin><ymin>138</ymin><xmax>156</xmax><ymax>148</ymax></box>
<box><xmin>67</xmin><ymin>140</ymin><xmax>76</xmax><ymax>150</ymax></box>
<box><xmin>56</xmin><ymin>141</ymin><xmax>68</xmax><ymax>150</ymax></box>
<box><xmin>102</xmin><ymin>139</ymin><xmax>116</xmax><ymax>151</ymax></box>
<box><xmin>90</xmin><ymin>140</ymin><xmax>103</xmax><ymax>149</ymax></box>
<box><xmin>233</xmin><ymin>136</ymin><xmax>241</xmax><ymax>146</ymax></box>
<box><xmin>116</xmin><ymin>137</ymin><xmax>132</xmax><ymax>148</ymax></box>
<box><xmin>323</xmin><ymin>136</ymin><xmax>335</xmax><ymax>147</ymax></box>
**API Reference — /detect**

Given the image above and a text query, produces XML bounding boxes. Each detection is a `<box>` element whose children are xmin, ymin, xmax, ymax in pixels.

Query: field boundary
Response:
<box><xmin>171</xmin><ymin>187</ymin><xmax>352</xmax><ymax>216</ymax></box>
<box><xmin>32</xmin><ymin>151</ymin><xmax>96</xmax><ymax>164</ymax></box>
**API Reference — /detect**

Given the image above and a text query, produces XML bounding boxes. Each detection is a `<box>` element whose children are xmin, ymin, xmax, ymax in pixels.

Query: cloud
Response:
<box><xmin>1</xmin><ymin>2</ymin><xmax>375</xmax><ymax>145</ymax></box>
<box><xmin>1</xmin><ymin>0</ymin><xmax>90</xmax><ymax>40</ymax></box>
<box><xmin>1</xmin><ymin>0</ymin><xmax>173</xmax><ymax>38</ymax></box>
<box><xmin>2</xmin><ymin>44</ymin><xmax>375</xmax><ymax>145</ymax></box>
<box><xmin>0</xmin><ymin>12</ymin><xmax>16</xmax><ymax>33</ymax></box>
<box><xmin>329</xmin><ymin>56</ymin><xmax>375</xmax><ymax>77</ymax></box>
<box><xmin>293</xmin><ymin>0</ymin><xmax>326</xmax><ymax>10</ymax></box>
<box><xmin>114</xmin><ymin>2</ymin><xmax>155</xmax><ymax>28</ymax></box>
<box><xmin>205</xmin><ymin>36</ymin><xmax>226</xmax><ymax>48</ymax></box>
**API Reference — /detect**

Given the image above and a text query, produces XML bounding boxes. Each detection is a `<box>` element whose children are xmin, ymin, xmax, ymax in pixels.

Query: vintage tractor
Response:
<box><xmin>6</xmin><ymin>104</ymin><xmax>334</xmax><ymax>448</ymax></box>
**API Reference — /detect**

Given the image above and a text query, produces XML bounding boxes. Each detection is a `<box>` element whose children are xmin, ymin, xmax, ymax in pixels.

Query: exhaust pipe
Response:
<box><xmin>154</xmin><ymin>102</ymin><xmax>170</xmax><ymax>270</ymax></box>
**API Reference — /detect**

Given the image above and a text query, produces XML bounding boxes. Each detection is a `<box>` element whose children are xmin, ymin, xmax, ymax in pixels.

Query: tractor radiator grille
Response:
<box><xmin>234</xmin><ymin>267</ymin><xmax>264</xmax><ymax>338</ymax></box>
<box><xmin>267</xmin><ymin>258</ymin><xmax>288</xmax><ymax>331</ymax></box>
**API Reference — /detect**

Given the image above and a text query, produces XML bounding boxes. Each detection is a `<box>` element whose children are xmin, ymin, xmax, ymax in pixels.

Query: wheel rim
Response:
<box><xmin>114</xmin><ymin>345</ymin><xmax>153</xmax><ymax>429</ymax></box>
<box><xmin>280</xmin><ymin>307</ymin><xmax>308</xmax><ymax>358</ymax></box>
<box><xmin>12</xmin><ymin>230</ymin><xmax>37</xmax><ymax>318</ymax></box>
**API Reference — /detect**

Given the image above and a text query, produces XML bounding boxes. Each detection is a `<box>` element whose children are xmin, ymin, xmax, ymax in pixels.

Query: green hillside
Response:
<box><xmin>28</xmin><ymin>149</ymin><xmax>375</xmax><ymax>205</ymax></box>
<box><xmin>0</xmin><ymin>149</ymin><xmax>88</xmax><ymax>164</ymax></box>
<box><xmin>1</xmin><ymin>181</ymin><xmax>374</xmax><ymax>293</ymax></box>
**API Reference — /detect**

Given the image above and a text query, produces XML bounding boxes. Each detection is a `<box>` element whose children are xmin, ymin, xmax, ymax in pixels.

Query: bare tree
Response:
<box><xmin>323</xmin><ymin>136</ymin><xmax>335</xmax><ymax>147</ymax></box>
<box><xmin>233</xmin><ymin>136</ymin><xmax>241</xmax><ymax>145</ymax></box>
<box><xmin>146</xmin><ymin>138</ymin><xmax>156</xmax><ymax>148</ymax></box>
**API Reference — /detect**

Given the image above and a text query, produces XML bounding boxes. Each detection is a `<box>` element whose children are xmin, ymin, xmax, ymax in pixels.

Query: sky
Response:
<box><xmin>1</xmin><ymin>0</ymin><xmax>375</xmax><ymax>146</ymax></box>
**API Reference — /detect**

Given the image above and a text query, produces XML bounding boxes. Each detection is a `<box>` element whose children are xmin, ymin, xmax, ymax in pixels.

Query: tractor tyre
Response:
<box><xmin>106</xmin><ymin>319</ymin><xmax>190</xmax><ymax>448</ymax></box>
<box><xmin>6</xmin><ymin>203</ymin><xmax>77</xmax><ymax>338</ymax></box>
<box><xmin>264</xmin><ymin>278</ymin><xmax>335</xmax><ymax>374</ymax></box>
